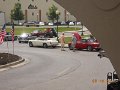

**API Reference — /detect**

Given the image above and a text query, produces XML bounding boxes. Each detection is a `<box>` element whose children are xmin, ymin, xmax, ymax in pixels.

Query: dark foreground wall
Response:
<box><xmin>54</xmin><ymin>0</ymin><xmax>120</xmax><ymax>77</ymax></box>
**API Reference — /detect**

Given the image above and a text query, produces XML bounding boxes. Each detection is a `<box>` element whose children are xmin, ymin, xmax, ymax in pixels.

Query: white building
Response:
<box><xmin>0</xmin><ymin>0</ymin><xmax>76</xmax><ymax>23</ymax></box>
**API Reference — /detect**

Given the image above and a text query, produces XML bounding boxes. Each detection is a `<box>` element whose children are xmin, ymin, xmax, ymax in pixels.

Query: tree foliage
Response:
<box><xmin>10</xmin><ymin>3</ymin><xmax>24</xmax><ymax>23</ymax></box>
<box><xmin>46</xmin><ymin>5</ymin><xmax>60</xmax><ymax>23</ymax></box>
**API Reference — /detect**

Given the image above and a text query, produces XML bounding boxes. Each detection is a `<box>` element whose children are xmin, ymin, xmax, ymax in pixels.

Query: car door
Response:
<box><xmin>36</xmin><ymin>38</ymin><xmax>44</xmax><ymax>46</ymax></box>
<box><xmin>79</xmin><ymin>39</ymin><xmax>88</xmax><ymax>49</ymax></box>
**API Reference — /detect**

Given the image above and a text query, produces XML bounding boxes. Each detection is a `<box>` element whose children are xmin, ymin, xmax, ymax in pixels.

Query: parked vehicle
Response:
<box><xmin>18</xmin><ymin>33</ymin><xmax>37</xmax><ymax>43</ymax></box>
<box><xmin>31</xmin><ymin>28</ymin><xmax>57</xmax><ymax>38</ymax></box>
<box><xmin>39</xmin><ymin>22</ymin><xmax>45</xmax><ymax>26</ymax></box>
<box><xmin>69</xmin><ymin>21</ymin><xmax>74</xmax><ymax>25</ymax></box>
<box><xmin>61</xmin><ymin>21</ymin><xmax>66</xmax><ymax>25</ymax></box>
<box><xmin>48</xmin><ymin>22</ymin><xmax>54</xmax><ymax>26</ymax></box>
<box><xmin>76</xmin><ymin>22</ymin><xmax>81</xmax><ymax>25</ymax></box>
<box><xmin>28</xmin><ymin>37</ymin><xmax>58</xmax><ymax>48</ymax></box>
<box><xmin>68</xmin><ymin>32</ymin><xmax>101</xmax><ymax>51</ymax></box>
<box><xmin>19</xmin><ymin>22</ymin><xmax>24</xmax><ymax>26</ymax></box>
<box><xmin>44</xmin><ymin>28</ymin><xmax>57</xmax><ymax>38</ymax></box>
<box><xmin>24</xmin><ymin>21</ymin><xmax>39</xmax><ymax>27</ymax></box>
<box><xmin>4</xmin><ymin>32</ymin><xmax>17</xmax><ymax>41</ymax></box>
<box><xmin>54</xmin><ymin>22</ymin><xmax>61</xmax><ymax>25</ymax></box>
<box><xmin>31</xmin><ymin>30</ymin><xmax>45</xmax><ymax>37</ymax></box>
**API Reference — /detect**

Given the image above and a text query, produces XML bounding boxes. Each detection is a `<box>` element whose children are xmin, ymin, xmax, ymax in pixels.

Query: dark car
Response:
<box><xmin>44</xmin><ymin>28</ymin><xmax>57</xmax><ymax>38</ymax></box>
<box><xmin>68</xmin><ymin>33</ymin><xmax>101</xmax><ymax>51</ymax></box>
<box><xmin>18</xmin><ymin>33</ymin><xmax>37</xmax><ymax>43</ymax></box>
<box><xmin>31</xmin><ymin>28</ymin><xmax>57</xmax><ymax>38</ymax></box>
<box><xmin>31</xmin><ymin>30</ymin><xmax>45</xmax><ymax>37</ymax></box>
<box><xmin>24</xmin><ymin>21</ymin><xmax>39</xmax><ymax>27</ymax></box>
<box><xmin>54</xmin><ymin>22</ymin><xmax>61</xmax><ymax>25</ymax></box>
<box><xmin>4</xmin><ymin>32</ymin><xmax>17</xmax><ymax>41</ymax></box>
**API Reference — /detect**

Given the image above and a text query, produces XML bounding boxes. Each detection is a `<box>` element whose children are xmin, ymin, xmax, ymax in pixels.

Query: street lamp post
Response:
<box><xmin>56</xmin><ymin>10</ymin><xmax>60</xmax><ymax>41</ymax></box>
<box><xmin>37</xmin><ymin>13</ymin><xmax>38</xmax><ymax>22</ymax></box>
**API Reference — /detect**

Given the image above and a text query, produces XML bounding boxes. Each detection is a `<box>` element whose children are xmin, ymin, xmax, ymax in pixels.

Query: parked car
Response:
<box><xmin>54</xmin><ymin>22</ymin><xmax>61</xmax><ymax>25</ymax></box>
<box><xmin>18</xmin><ymin>33</ymin><xmax>37</xmax><ymax>43</ymax></box>
<box><xmin>39</xmin><ymin>22</ymin><xmax>45</xmax><ymax>26</ymax></box>
<box><xmin>76</xmin><ymin>22</ymin><xmax>81</xmax><ymax>25</ymax></box>
<box><xmin>69</xmin><ymin>21</ymin><xmax>74</xmax><ymax>25</ymax></box>
<box><xmin>31</xmin><ymin>30</ymin><xmax>45</xmax><ymax>37</ymax></box>
<box><xmin>44</xmin><ymin>28</ymin><xmax>57</xmax><ymax>38</ymax></box>
<box><xmin>19</xmin><ymin>22</ymin><xmax>23</xmax><ymax>26</ymax></box>
<box><xmin>24</xmin><ymin>21</ymin><xmax>39</xmax><ymax>27</ymax></box>
<box><xmin>31</xmin><ymin>28</ymin><xmax>57</xmax><ymax>38</ymax></box>
<box><xmin>68</xmin><ymin>32</ymin><xmax>101</xmax><ymax>51</ymax></box>
<box><xmin>48</xmin><ymin>22</ymin><xmax>54</xmax><ymax>26</ymax></box>
<box><xmin>4</xmin><ymin>32</ymin><xmax>17</xmax><ymax>41</ymax></box>
<box><xmin>61</xmin><ymin>21</ymin><xmax>66</xmax><ymax>25</ymax></box>
<box><xmin>28</xmin><ymin>37</ymin><xmax>58</xmax><ymax>48</ymax></box>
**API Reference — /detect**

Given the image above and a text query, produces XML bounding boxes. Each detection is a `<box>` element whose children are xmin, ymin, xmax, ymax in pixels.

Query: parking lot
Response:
<box><xmin>0</xmin><ymin>41</ymin><xmax>114</xmax><ymax>90</ymax></box>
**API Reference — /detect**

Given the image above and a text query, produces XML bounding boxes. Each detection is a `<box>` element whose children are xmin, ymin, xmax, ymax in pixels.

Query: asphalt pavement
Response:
<box><xmin>0</xmin><ymin>41</ymin><xmax>114</xmax><ymax>90</ymax></box>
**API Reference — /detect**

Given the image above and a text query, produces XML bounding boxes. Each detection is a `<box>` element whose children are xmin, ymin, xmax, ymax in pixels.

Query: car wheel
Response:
<box><xmin>43</xmin><ymin>43</ymin><xmax>48</xmax><ymax>48</ymax></box>
<box><xmin>19</xmin><ymin>41</ymin><xmax>21</xmax><ymax>43</ymax></box>
<box><xmin>52</xmin><ymin>46</ymin><xmax>56</xmax><ymax>48</ymax></box>
<box><xmin>69</xmin><ymin>44</ymin><xmax>73</xmax><ymax>50</ymax></box>
<box><xmin>87</xmin><ymin>46</ymin><xmax>93</xmax><ymax>51</ymax></box>
<box><xmin>29</xmin><ymin>42</ymin><xmax>33</xmax><ymax>47</ymax></box>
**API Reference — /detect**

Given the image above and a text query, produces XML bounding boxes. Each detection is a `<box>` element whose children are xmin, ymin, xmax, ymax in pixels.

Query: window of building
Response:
<box><xmin>32</xmin><ymin>12</ymin><xmax>34</xmax><ymax>16</ymax></box>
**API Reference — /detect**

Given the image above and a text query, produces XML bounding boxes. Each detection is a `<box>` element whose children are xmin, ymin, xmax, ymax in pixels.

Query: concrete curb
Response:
<box><xmin>57</xmin><ymin>44</ymin><xmax>68</xmax><ymax>48</ymax></box>
<box><xmin>0</xmin><ymin>57</ymin><xmax>25</xmax><ymax>69</ymax></box>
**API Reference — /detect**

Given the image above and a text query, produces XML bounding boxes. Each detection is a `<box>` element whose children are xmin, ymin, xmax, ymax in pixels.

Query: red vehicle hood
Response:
<box><xmin>68</xmin><ymin>32</ymin><xmax>81</xmax><ymax>45</ymax></box>
<box><xmin>73</xmin><ymin>32</ymin><xmax>81</xmax><ymax>41</ymax></box>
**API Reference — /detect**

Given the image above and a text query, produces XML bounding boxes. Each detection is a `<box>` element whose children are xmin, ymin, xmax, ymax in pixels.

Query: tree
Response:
<box><xmin>46</xmin><ymin>5</ymin><xmax>60</xmax><ymax>23</ymax></box>
<box><xmin>10</xmin><ymin>3</ymin><xmax>24</xmax><ymax>24</ymax></box>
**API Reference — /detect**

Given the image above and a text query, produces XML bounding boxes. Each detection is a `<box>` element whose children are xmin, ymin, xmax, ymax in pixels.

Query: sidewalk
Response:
<box><xmin>57</xmin><ymin>43</ymin><xmax>68</xmax><ymax>48</ymax></box>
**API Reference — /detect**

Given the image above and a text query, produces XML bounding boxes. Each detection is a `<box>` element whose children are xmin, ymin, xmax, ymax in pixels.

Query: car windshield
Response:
<box><xmin>88</xmin><ymin>39</ymin><xmax>96</xmax><ymax>42</ymax></box>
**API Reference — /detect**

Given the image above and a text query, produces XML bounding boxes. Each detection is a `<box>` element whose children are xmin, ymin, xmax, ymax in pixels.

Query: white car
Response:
<box><xmin>61</xmin><ymin>21</ymin><xmax>66</xmax><ymax>25</ymax></box>
<box><xmin>28</xmin><ymin>38</ymin><xmax>58</xmax><ymax>48</ymax></box>
<box><xmin>69</xmin><ymin>22</ymin><xmax>74</xmax><ymax>25</ymax></box>
<box><xmin>76</xmin><ymin>22</ymin><xmax>81</xmax><ymax>25</ymax></box>
<box><xmin>39</xmin><ymin>22</ymin><xmax>45</xmax><ymax>26</ymax></box>
<box><xmin>48</xmin><ymin>22</ymin><xmax>54</xmax><ymax>26</ymax></box>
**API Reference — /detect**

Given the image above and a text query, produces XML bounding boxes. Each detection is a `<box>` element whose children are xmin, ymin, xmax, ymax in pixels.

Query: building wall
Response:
<box><xmin>0</xmin><ymin>0</ymin><xmax>76</xmax><ymax>23</ymax></box>
<box><xmin>0</xmin><ymin>12</ymin><xmax>6</xmax><ymax>25</ymax></box>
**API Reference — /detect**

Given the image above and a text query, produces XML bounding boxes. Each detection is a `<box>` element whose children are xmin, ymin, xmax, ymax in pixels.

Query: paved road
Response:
<box><xmin>0</xmin><ymin>41</ymin><xmax>114</xmax><ymax>90</ymax></box>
